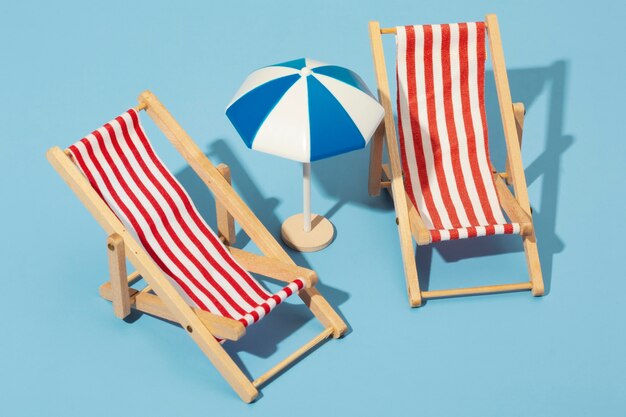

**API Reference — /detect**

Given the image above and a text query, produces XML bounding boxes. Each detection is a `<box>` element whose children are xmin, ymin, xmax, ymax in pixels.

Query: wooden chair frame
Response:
<box><xmin>47</xmin><ymin>91</ymin><xmax>347</xmax><ymax>402</ymax></box>
<box><xmin>368</xmin><ymin>14</ymin><xmax>544</xmax><ymax>307</ymax></box>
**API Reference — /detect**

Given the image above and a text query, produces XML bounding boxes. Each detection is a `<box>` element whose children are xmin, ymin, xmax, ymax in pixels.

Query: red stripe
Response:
<box><xmin>89</xmin><ymin>127</ymin><xmax>232</xmax><ymax>315</ymax></box>
<box><xmin>94</xmin><ymin>124</ymin><xmax>238</xmax><ymax>317</ymax></box>
<box><xmin>72</xmin><ymin>136</ymin><xmax>216</xmax><ymax>314</ymax></box>
<box><xmin>127</xmin><ymin>111</ymin><xmax>271</xmax><ymax>302</ymax></box>
<box><xmin>248</xmin><ymin>309</ymin><xmax>260</xmax><ymax>322</ymax></box>
<box><xmin>475</xmin><ymin>22</ymin><xmax>501</xmax><ymax>220</ymax></box>
<box><xmin>429</xmin><ymin>224</ymin><xmax>521</xmax><ymax>242</ymax></box>
<box><xmin>440</xmin><ymin>24</ymin><xmax>480</xmax><ymax>226</ymax></box>
<box><xmin>106</xmin><ymin>118</ymin><xmax>250</xmax><ymax>317</ymax></box>
<box><xmin>404</xmin><ymin>26</ymin><xmax>444</xmax><ymax>228</ymax></box>
<box><xmin>430</xmin><ymin>229</ymin><xmax>441</xmax><ymax>242</ymax></box>
<box><xmin>422</xmin><ymin>24</ymin><xmax>462</xmax><ymax>228</ymax></box>
<box><xmin>117</xmin><ymin>115</ymin><xmax>264</xmax><ymax>311</ymax></box>
<box><xmin>69</xmin><ymin>109</ymin><xmax>303</xmax><ymax>328</ymax></box>
<box><xmin>458</xmin><ymin>23</ymin><xmax>498</xmax><ymax>225</ymax></box>
<box><xmin>397</xmin><ymin>41</ymin><xmax>420</xmax><ymax>214</ymax></box>
<box><xmin>68</xmin><ymin>145</ymin><xmax>106</xmax><ymax>202</ymax></box>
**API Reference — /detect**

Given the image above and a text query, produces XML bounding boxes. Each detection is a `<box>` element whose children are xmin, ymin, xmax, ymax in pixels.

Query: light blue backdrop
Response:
<box><xmin>1</xmin><ymin>0</ymin><xmax>624</xmax><ymax>415</ymax></box>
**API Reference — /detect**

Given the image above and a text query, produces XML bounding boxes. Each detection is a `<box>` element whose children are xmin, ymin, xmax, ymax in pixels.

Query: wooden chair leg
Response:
<box><xmin>506</xmin><ymin>102</ymin><xmax>525</xmax><ymax>185</ymax></box>
<box><xmin>523</xmin><ymin>233</ymin><xmax>545</xmax><ymax>296</ymax></box>
<box><xmin>107</xmin><ymin>233</ymin><xmax>131</xmax><ymax>319</ymax></box>
<box><xmin>215</xmin><ymin>163</ymin><xmax>236</xmax><ymax>245</ymax></box>
<box><xmin>379</xmin><ymin>166</ymin><xmax>422</xmax><ymax>306</ymax></box>
<box><xmin>368</xmin><ymin>122</ymin><xmax>385</xmax><ymax>196</ymax></box>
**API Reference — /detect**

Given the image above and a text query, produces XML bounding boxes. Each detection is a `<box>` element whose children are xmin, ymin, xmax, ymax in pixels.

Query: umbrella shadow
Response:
<box><xmin>174</xmin><ymin>140</ymin><xmax>350</xmax><ymax>375</ymax></box>
<box><xmin>312</xmin><ymin>146</ymin><xmax>392</xmax><ymax>221</ymax></box>
<box><xmin>416</xmin><ymin>61</ymin><xmax>572</xmax><ymax>295</ymax></box>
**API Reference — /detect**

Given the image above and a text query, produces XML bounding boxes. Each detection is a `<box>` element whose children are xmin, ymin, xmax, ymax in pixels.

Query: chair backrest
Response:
<box><xmin>67</xmin><ymin>109</ymin><xmax>278</xmax><ymax>325</ymax></box>
<box><xmin>396</xmin><ymin>22</ymin><xmax>509</xmax><ymax>236</ymax></box>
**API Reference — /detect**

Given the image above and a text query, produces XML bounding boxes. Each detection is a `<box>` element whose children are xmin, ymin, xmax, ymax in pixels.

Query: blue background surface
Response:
<box><xmin>1</xmin><ymin>0</ymin><xmax>624</xmax><ymax>415</ymax></box>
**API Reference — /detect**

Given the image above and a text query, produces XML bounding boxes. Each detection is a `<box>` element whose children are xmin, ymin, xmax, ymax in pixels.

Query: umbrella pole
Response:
<box><xmin>281</xmin><ymin>162</ymin><xmax>333</xmax><ymax>252</ymax></box>
<box><xmin>303</xmin><ymin>162</ymin><xmax>311</xmax><ymax>232</ymax></box>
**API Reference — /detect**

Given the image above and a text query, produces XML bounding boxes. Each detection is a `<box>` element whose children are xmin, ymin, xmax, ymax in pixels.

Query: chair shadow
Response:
<box><xmin>415</xmin><ymin>61</ymin><xmax>572</xmax><ymax>294</ymax></box>
<box><xmin>313</xmin><ymin>146</ymin><xmax>393</xmax><ymax>220</ymax></box>
<box><xmin>309</xmin><ymin>61</ymin><xmax>571</xmax><ymax>297</ymax></box>
<box><xmin>173</xmin><ymin>140</ymin><xmax>350</xmax><ymax>378</ymax></box>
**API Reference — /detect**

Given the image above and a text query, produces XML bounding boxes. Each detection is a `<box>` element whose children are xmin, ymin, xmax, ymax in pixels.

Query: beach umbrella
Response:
<box><xmin>226</xmin><ymin>58</ymin><xmax>384</xmax><ymax>251</ymax></box>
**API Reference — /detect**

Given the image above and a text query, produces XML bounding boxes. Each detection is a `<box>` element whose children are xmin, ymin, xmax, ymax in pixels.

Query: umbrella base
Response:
<box><xmin>281</xmin><ymin>213</ymin><xmax>334</xmax><ymax>252</ymax></box>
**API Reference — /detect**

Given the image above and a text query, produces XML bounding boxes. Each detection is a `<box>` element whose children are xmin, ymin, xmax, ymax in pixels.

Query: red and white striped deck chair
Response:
<box><xmin>368</xmin><ymin>14</ymin><xmax>544</xmax><ymax>306</ymax></box>
<box><xmin>47</xmin><ymin>91</ymin><xmax>347</xmax><ymax>402</ymax></box>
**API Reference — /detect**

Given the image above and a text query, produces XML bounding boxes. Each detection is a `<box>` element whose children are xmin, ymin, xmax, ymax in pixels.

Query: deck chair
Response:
<box><xmin>368</xmin><ymin>14</ymin><xmax>545</xmax><ymax>306</ymax></box>
<box><xmin>46</xmin><ymin>91</ymin><xmax>347</xmax><ymax>402</ymax></box>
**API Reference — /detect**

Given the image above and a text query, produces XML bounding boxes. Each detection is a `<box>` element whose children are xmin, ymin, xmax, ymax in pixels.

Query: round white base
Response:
<box><xmin>280</xmin><ymin>213</ymin><xmax>334</xmax><ymax>252</ymax></box>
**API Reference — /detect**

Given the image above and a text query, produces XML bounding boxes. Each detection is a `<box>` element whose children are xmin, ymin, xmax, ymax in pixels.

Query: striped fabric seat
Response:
<box><xmin>68</xmin><ymin>109</ymin><xmax>304</xmax><ymax>329</ymax></box>
<box><xmin>396</xmin><ymin>22</ymin><xmax>520</xmax><ymax>243</ymax></box>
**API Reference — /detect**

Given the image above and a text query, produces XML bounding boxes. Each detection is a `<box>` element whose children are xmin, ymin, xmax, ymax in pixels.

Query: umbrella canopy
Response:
<box><xmin>226</xmin><ymin>58</ymin><xmax>384</xmax><ymax>162</ymax></box>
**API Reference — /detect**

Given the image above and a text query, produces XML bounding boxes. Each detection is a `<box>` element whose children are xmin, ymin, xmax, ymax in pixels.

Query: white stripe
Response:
<box><xmin>70</xmin><ymin>111</ymin><xmax>305</xmax><ymax>325</ymax></box>
<box><xmin>312</xmin><ymin>72</ymin><xmax>383</xmax><ymax>144</ymax></box>
<box><xmin>431</xmin><ymin>24</ymin><xmax>470</xmax><ymax>227</ymax></box>
<box><xmin>414</xmin><ymin>25</ymin><xmax>452</xmax><ymax>229</ymax></box>
<box><xmin>396</xmin><ymin>27</ymin><xmax>435</xmax><ymax>228</ymax></box>
<box><xmin>84</xmin><ymin>130</ymin><xmax>233</xmax><ymax>316</ymax></box>
<box><xmin>227</xmin><ymin>66</ymin><xmax>299</xmax><ymax>108</ymax></box>
<box><xmin>466</xmin><ymin>23</ymin><xmax>507</xmax><ymax>224</ymax></box>
<box><xmin>121</xmin><ymin>113</ymin><xmax>270</xmax><ymax>306</ymax></box>
<box><xmin>304</xmin><ymin>58</ymin><xmax>328</xmax><ymax>69</ymax></box>
<box><xmin>100</xmin><ymin>128</ymin><xmax>239</xmax><ymax>316</ymax></box>
<box><xmin>457</xmin><ymin>228</ymin><xmax>469</xmax><ymax>239</ymax></box>
<box><xmin>252</xmin><ymin>77</ymin><xmax>312</xmax><ymax>162</ymax></box>
<box><xmin>72</xmin><ymin>139</ymin><xmax>212</xmax><ymax>311</ymax></box>
<box><xmin>113</xmin><ymin>117</ymin><xmax>267</xmax><ymax>312</ymax></box>
<box><xmin>449</xmin><ymin>24</ymin><xmax>489</xmax><ymax>226</ymax></box>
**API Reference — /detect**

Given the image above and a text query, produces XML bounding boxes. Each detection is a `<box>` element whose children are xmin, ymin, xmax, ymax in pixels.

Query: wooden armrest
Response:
<box><xmin>215</xmin><ymin>163</ymin><xmax>236</xmax><ymax>245</ymax></box>
<box><xmin>99</xmin><ymin>282</ymin><xmax>246</xmax><ymax>341</ymax></box>
<box><xmin>227</xmin><ymin>247</ymin><xmax>317</xmax><ymax>287</ymax></box>
<box><xmin>381</xmin><ymin>163</ymin><xmax>430</xmax><ymax>245</ymax></box>
<box><xmin>493</xmin><ymin>174</ymin><xmax>533</xmax><ymax>236</ymax></box>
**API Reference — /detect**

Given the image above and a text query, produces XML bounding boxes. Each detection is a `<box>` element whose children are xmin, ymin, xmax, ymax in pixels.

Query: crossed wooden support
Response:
<box><xmin>367</xmin><ymin>14</ymin><xmax>544</xmax><ymax>306</ymax></box>
<box><xmin>47</xmin><ymin>91</ymin><xmax>347</xmax><ymax>402</ymax></box>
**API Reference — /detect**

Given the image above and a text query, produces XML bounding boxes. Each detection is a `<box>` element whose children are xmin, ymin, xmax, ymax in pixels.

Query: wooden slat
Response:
<box><xmin>138</xmin><ymin>90</ymin><xmax>348</xmax><ymax>336</ymax></box>
<box><xmin>215</xmin><ymin>163</ymin><xmax>236</xmax><ymax>245</ymax></box>
<box><xmin>486</xmin><ymin>16</ymin><xmax>530</xmax><ymax>216</ymax></box>
<box><xmin>125</xmin><ymin>270</ymin><xmax>142</xmax><ymax>285</ymax></box>
<box><xmin>369</xmin><ymin>22</ymin><xmax>422</xmax><ymax>307</ymax></box>
<box><xmin>252</xmin><ymin>327</ymin><xmax>333</xmax><ymax>388</ymax></box>
<box><xmin>47</xmin><ymin>146</ymin><xmax>259</xmax><ymax>402</ymax></box>
<box><xmin>368</xmin><ymin>122</ymin><xmax>385</xmax><ymax>196</ymax></box>
<box><xmin>381</xmin><ymin>27</ymin><xmax>397</xmax><ymax>34</ymax></box>
<box><xmin>99</xmin><ymin>282</ymin><xmax>245</xmax><ymax>341</ymax></box>
<box><xmin>486</xmin><ymin>14</ymin><xmax>544</xmax><ymax>296</ymax></box>
<box><xmin>381</xmin><ymin>164</ymin><xmax>430</xmax><ymax>245</ymax></box>
<box><xmin>227</xmin><ymin>247</ymin><xmax>317</xmax><ymax>286</ymax></box>
<box><xmin>493</xmin><ymin>174</ymin><xmax>533</xmax><ymax>236</ymax></box>
<box><xmin>422</xmin><ymin>282</ymin><xmax>532</xmax><ymax>299</ymax></box>
<box><xmin>107</xmin><ymin>233</ymin><xmax>131</xmax><ymax>318</ymax></box>
<box><xmin>505</xmin><ymin>102</ymin><xmax>525</xmax><ymax>185</ymax></box>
